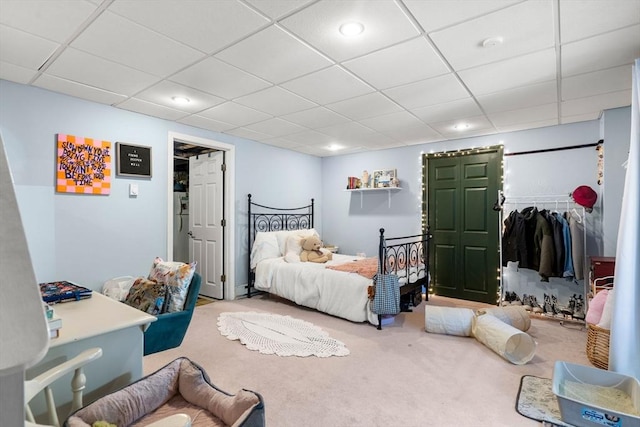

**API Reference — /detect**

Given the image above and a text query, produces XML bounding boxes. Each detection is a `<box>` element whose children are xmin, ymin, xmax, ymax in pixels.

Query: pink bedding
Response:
<box><xmin>326</xmin><ymin>257</ymin><xmax>378</xmax><ymax>279</ymax></box>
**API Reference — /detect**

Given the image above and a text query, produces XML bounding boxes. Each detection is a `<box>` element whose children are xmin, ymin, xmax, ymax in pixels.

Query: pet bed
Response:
<box><xmin>64</xmin><ymin>357</ymin><xmax>264</xmax><ymax>427</ymax></box>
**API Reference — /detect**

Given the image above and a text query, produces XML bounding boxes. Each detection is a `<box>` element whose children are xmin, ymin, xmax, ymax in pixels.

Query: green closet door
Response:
<box><xmin>427</xmin><ymin>149</ymin><xmax>502</xmax><ymax>304</ymax></box>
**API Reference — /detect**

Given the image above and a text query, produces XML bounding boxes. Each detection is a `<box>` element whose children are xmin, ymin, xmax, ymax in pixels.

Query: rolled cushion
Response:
<box><xmin>475</xmin><ymin>306</ymin><xmax>531</xmax><ymax>332</ymax></box>
<box><xmin>425</xmin><ymin>306</ymin><xmax>475</xmax><ymax>337</ymax></box>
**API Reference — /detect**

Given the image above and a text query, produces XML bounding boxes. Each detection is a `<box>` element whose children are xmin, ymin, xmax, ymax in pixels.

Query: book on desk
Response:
<box><xmin>39</xmin><ymin>281</ymin><xmax>93</xmax><ymax>304</ymax></box>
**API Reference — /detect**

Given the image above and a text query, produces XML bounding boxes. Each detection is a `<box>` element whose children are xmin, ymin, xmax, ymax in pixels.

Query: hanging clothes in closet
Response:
<box><xmin>502</xmin><ymin>206</ymin><xmax>584</xmax><ymax>282</ymax></box>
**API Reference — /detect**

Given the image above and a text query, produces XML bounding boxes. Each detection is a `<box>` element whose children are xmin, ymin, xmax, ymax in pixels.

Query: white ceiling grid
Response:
<box><xmin>0</xmin><ymin>0</ymin><xmax>638</xmax><ymax>157</ymax></box>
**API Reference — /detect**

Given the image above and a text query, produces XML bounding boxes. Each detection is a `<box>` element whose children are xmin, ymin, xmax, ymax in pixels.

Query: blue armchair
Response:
<box><xmin>143</xmin><ymin>273</ymin><xmax>202</xmax><ymax>355</ymax></box>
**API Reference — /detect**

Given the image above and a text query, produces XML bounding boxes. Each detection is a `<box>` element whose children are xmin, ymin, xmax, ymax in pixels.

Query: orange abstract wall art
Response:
<box><xmin>56</xmin><ymin>134</ymin><xmax>111</xmax><ymax>195</ymax></box>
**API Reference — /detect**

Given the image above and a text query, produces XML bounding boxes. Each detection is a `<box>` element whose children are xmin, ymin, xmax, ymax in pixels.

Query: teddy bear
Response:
<box><xmin>299</xmin><ymin>235</ymin><xmax>333</xmax><ymax>263</ymax></box>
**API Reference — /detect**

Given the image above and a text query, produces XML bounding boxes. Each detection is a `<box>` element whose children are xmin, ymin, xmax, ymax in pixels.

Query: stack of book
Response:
<box><xmin>39</xmin><ymin>281</ymin><xmax>92</xmax><ymax>303</ymax></box>
<box><xmin>346</xmin><ymin>176</ymin><xmax>362</xmax><ymax>190</ymax></box>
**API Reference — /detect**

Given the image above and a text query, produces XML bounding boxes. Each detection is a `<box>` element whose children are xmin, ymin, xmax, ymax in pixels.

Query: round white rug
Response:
<box><xmin>217</xmin><ymin>311</ymin><xmax>349</xmax><ymax>357</ymax></box>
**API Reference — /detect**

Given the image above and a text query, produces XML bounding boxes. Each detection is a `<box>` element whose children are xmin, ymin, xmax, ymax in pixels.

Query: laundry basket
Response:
<box><xmin>586</xmin><ymin>323</ymin><xmax>610</xmax><ymax>370</ymax></box>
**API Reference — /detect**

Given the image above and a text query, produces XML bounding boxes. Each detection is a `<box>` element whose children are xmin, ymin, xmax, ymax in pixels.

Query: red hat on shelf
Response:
<box><xmin>571</xmin><ymin>185</ymin><xmax>597</xmax><ymax>212</ymax></box>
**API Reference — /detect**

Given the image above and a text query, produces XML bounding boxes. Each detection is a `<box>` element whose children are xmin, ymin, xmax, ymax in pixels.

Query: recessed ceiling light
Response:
<box><xmin>327</xmin><ymin>144</ymin><xmax>344</xmax><ymax>151</ymax></box>
<box><xmin>454</xmin><ymin>123</ymin><xmax>470</xmax><ymax>131</ymax></box>
<box><xmin>339</xmin><ymin>22</ymin><xmax>364</xmax><ymax>37</ymax></box>
<box><xmin>482</xmin><ymin>37</ymin><xmax>503</xmax><ymax>48</ymax></box>
<box><xmin>171</xmin><ymin>96</ymin><xmax>190</xmax><ymax>105</ymax></box>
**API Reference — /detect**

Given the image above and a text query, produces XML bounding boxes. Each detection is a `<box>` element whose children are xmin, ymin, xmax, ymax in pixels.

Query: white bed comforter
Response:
<box><xmin>254</xmin><ymin>254</ymin><xmax>378</xmax><ymax>324</ymax></box>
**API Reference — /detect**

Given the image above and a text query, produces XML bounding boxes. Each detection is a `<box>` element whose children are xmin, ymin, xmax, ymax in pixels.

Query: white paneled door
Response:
<box><xmin>189</xmin><ymin>152</ymin><xmax>224</xmax><ymax>299</ymax></box>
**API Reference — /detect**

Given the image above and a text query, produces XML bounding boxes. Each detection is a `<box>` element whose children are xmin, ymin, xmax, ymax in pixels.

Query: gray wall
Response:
<box><xmin>0</xmin><ymin>80</ymin><xmax>320</xmax><ymax>290</ymax></box>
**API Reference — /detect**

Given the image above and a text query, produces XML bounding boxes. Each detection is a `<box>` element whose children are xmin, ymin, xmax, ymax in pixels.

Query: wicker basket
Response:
<box><xmin>586</xmin><ymin>323</ymin><xmax>610</xmax><ymax>369</ymax></box>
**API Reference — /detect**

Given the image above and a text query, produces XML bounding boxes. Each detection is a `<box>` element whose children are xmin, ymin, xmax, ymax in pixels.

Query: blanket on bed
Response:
<box><xmin>325</xmin><ymin>257</ymin><xmax>378</xmax><ymax>279</ymax></box>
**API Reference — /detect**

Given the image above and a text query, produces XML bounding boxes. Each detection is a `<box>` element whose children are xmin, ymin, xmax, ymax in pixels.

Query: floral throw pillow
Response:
<box><xmin>148</xmin><ymin>258</ymin><xmax>197</xmax><ymax>313</ymax></box>
<box><xmin>124</xmin><ymin>278</ymin><xmax>167</xmax><ymax>315</ymax></box>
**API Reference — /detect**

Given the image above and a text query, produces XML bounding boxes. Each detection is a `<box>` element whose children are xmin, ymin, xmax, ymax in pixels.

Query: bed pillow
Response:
<box><xmin>275</xmin><ymin>229</ymin><xmax>318</xmax><ymax>256</ymax></box>
<box><xmin>585</xmin><ymin>289</ymin><xmax>609</xmax><ymax>325</ymax></box>
<box><xmin>250</xmin><ymin>231</ymin><xmax>280</xmax><ymax>268</ymax></box>
<box><xmin>148</xmin><ymin>258</ymin><xmax>197</xmax><ymax>313</ymax></box>
<box><xmin>284</xmin><ymin>234</ymin><xmax>305</xmax><ymax>263</ymax></box>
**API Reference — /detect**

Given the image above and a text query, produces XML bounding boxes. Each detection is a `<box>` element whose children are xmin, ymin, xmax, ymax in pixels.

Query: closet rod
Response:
<box><xmin>504</xmin><ymin>140</ymin><xmax>602</xmax><ymax>157</ymax></box>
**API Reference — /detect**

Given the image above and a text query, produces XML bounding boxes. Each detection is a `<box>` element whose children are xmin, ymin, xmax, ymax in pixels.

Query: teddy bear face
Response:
<box><xmin>301</xmin><ymin>236</ymin><xmax>323</xmax><ymax>251</ymax></box>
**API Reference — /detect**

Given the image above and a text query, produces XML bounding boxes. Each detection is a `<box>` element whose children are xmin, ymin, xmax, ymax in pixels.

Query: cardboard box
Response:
<box><xmin>553</xmin><ymin>361</ymin><xmax>640</xmax><ymax>427</ymax></box>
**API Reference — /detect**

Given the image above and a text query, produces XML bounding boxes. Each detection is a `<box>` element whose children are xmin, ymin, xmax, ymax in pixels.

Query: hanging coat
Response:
<box><xmin>521</xmin><ymin>207</ymin><xmax>555</xmax><ymax>282</ymax></box>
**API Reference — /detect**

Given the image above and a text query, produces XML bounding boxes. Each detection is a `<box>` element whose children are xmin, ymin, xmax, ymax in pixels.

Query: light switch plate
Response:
<box><xmin>129</xmin><ymin>183</ymin><xmax>139</xmax><ymax>197</ymax></box>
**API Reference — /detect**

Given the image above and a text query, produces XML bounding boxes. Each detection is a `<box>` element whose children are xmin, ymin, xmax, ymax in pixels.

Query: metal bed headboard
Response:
<box><xmin>246</xmin><ymin>194</ymin><xmax>314</xmax><ymax>297</ymax></box>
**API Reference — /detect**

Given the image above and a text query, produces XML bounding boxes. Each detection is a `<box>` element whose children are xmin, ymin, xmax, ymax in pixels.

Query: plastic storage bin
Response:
<box><xmin>552</xmin><ymin>361</ymin><xmax>640</xmax><ymax>427</ymax></box>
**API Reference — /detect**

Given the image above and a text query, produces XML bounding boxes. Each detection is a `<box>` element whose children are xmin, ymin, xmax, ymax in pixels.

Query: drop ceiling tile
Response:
<box><xmin>0</xmin><ymin>0</ymin><xmax>97</xmax><ymax>43</ymax></box>
<box><xmin>282</xmin><ymin>66</ymin><xmax>373</xmax><ymax>105</ymax></box>
<box><xmin>360</xmin><ymin>111</ymin><xmax>442</xmax><ymax>141</ymax></box>
<box><xmin>562</xmin><ymin>65</ymin><xmax>633</xmax><ymax>101</ymax></box>
<box><xmin>560</xmin><ymin>112</ymin><xmax>602</xmax><ymax>125</ymax></box>
<box><xmin>495</xmin><ymin>118</ymin><xmax>558</xmax><ymax>133</ymax></box>
<box><xmin>316</xmin><ymin>121</ymin><xmax>377</xmax><ymax>140</ymax></box>
<box><xmin>476</xmin><ymin>80</ymin><xmax>557</xmax><ymax>113</ymax></box>
<box><xmin>0</xmin><ymin>61</ymin><xmax>37</xmax><ymax>84</ymax></box>
<box><xmin>261</xmin><ymin>136</ymin><xmax>302</xmax><ymax>149</ymax></box>
<box><xmin>280</xmin><ymin>0</ymin><xmax>420</xmax><ymax>62</ymax></box>
<box><xmin>177</xmin><ymin>115</ymin><xmax>236</xmax><ymax>133</ymax></box>
<box><xmin>45</xmin><ymin>47</ymin><xmax>158</xmax><ymax>95</ymax></box>
<box><xmin>108</xmin><ymin>0</ymin><xmax>268</xmax><ymax>53</ymax></box>
<box><xmin>117</xmin><ymin>98</ymin><xmax>190</xmax><ymax>121</ymax></box>
<box><xmin>33</xmin><ymin>74</ymin><xmax>127</xmax><ymax>105</ymax></box>
<box><xmin>70</xmin><ymin>11</ymin><xmax>204</xmax><ymax>76</ymax></box>
<box><xmin>234</xmin><ymin>86</ymin><xmax>317</xmax><ymax>116</ymax></box>
<box><xmin>458</xmin><ymin>48</ymin><xmax>556</xmax><ymax>96</ymax></box>
<box><xmin>198</xmin><ymin>102</ymin><xmax>271</xmax><ymax>127</ymax></box>
<box><xmin>170</xmin><ymin>57</ymin><xmax>271</xmax><ymax>99</ymax></box>
<box><xmin>280</xmin><ymin>106</ymin><xmax>349</xmax><ymax>128</ymax></box>
<box><xmin>487</xmin><ymin>103</ymin><xmax>558</xmax><ymax>127</ymax></box>
<box><xmin>0</xmin><ymin>25</ymin><xmax>59</xmax><ymax>69</ymax></box>
<box><xmin>561</xmin><ymin>90</ymin><xmax>631</xmax><ymax>117</ymax></box>
<box><xmin>429</xmin><ymin>115</ymin><xmax>495</xmax><ymax>138</ymax></box>
<box><xmin>430</xmin><ymin>1</ymin><xmax>554</xmax><ymax>70</ymax></box>
<box><xmin>404</xmin><ymin>0</ymin><xmax>520</xmax><ymax>32</ymax></box>
<box><xmin>215</xmin><ymin>26</ymin><xmax>331</xmax><ymax>84</ymax></box>
<box><xmin>134</xmin><ymin>81</ymin><xmax>225</xmax><ymax>113</ymax></box>
<box><xmin>225</xmin><ymin>127</ymin><xmax>274</xmax><ymax>142</ymax></box>
<box><xmin>325</xmin><ymin>92</ymin><xmax>402</xmax><ymax>120</ymax></box>
<box><xmin>285</xmin><ymin>130</ymin><xmax>336</xmax><ymax>146</ymax></box>
<box><xmin>560</xmin><ymin>0</ymin><xmax>640</xmax><ymax>43</ymax></box>
<box><xmin>342</xmin><ymin>37</ymin><xmax>450</xmax><ymax>89</ymax></box>
<box><xmin>244</xmin><ymin>0</ymin><xmax>316</xmax><ymax>20</ymax></box>
<box><xmin>244</xmin><ymin>118</ymin><xmax>308</xmax><ymax>137</ymax></box>
<box><xmin>412</xmin><ymin>98</ymin><xmax>483</xmax><ymax>124</ymax></box>
<box><xmin>561</xmin><ymin>25</ymin><xmax>640</xmax><ymax>77</ymax></box>
<box><xmin>383</xmin><ymin>73</ymin><xmax>469</xmax><ymax>109</ymax></box>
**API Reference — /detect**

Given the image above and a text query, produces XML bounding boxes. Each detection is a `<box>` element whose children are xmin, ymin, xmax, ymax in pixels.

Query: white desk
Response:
<box><xmin>26</xmin><ymin>293</ymin><xmax>156</xmax><ymax>421</ymax></box>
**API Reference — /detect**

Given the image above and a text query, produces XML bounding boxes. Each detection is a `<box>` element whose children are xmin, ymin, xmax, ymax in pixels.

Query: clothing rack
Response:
<box><xmin>499</xmin><ymin>194</ymin><xmax>588</xmax><ymax>325</ymax></box>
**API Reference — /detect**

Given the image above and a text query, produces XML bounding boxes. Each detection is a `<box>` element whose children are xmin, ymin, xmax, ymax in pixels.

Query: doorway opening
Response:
<box><xmin>166</xmin><ymin>132</ymin><xmax>236</xmax><ymax>300</ymax></box>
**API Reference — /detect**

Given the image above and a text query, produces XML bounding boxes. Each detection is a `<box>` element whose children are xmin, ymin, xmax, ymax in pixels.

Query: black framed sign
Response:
<box><xmin>116</xmin><ymin>143</ymin><xmax>152</xmax><ymax>177</ymax></box>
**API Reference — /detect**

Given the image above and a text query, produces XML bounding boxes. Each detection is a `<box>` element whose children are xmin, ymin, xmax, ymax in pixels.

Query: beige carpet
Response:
<box><xmin>144</xmin><ymin>294</ymin><xmax>591</xmax><ymax>427</ymax></box>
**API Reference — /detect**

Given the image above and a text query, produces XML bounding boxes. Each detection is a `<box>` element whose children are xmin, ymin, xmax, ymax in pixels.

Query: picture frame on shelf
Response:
<box><xmin>372</xmin><ymin>169</ymin><xmax>397</xmax><ymax>188</ymax></box>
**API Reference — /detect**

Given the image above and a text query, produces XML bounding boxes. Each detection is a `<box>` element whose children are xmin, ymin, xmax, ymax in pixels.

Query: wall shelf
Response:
<box><xmin>345</xmin><ymin>187</ymin><xmax>402</xmax><ymax>208</ymax></box>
